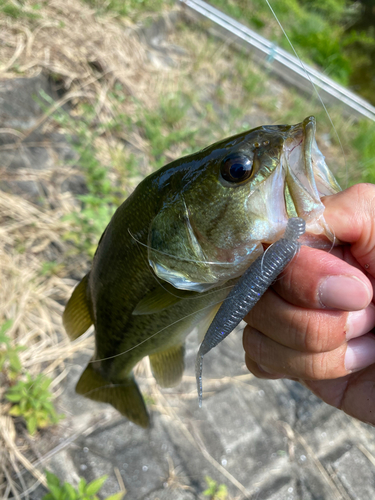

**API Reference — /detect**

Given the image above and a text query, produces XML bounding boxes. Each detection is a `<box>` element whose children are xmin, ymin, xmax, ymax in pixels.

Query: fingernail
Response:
<box><xmin>346</xmin><ymin>304</ymin><xmax>375</xmax><ymax>340</ymax></box>
<box><xmin>319</xmin><ymin>276</ymin><xmax>371</xmax><ymax>310</ymax></box>
<box><xmin>345</xmin><ymin>334</ymin><xmax>375</xmax><ymax>372</ymax></box>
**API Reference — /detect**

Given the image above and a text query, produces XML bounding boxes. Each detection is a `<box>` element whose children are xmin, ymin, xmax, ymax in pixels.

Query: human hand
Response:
<box><xmin>242</xmin><ymin>183</ymin><xmax>375</xmax><ymax>425</ymax></box>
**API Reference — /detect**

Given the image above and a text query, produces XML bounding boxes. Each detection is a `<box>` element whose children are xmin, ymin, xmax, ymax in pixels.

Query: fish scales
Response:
<box><xmin>63</xmin><ymin>116</ymin><xmax>341</xmax><ymax>427</ymax></box>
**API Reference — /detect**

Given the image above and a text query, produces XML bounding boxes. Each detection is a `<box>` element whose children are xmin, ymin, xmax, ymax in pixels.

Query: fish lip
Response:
<box><xmin>302</xmin><ymin>115</ymin><xmax>316</xmax><ymax>165</ymax></box>
<box><xmin>286</xmin><ymin>115</ymin><xmax>317</xmax><ymax>178</ymax></box>
<box><xmin>301</xmin><ymin>116</ymin><xmax>316</xmax><ymax>189</ymax></box>
<box><xmin>281</xmin><ymin>115</ymin><xmax>319</xmax><ymax>220</ymax></box>
<box><xmin>287</xmin><ymin>115</ymin><xmax>316</xmax><ymax>144</ymax></box>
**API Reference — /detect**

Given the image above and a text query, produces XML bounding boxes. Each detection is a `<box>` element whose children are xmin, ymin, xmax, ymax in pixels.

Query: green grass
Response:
<box><xmin>208</xmin><ymin>0</ymin><xmax>375</xmax><ymax>105</ymax></box>
<box><xmin>0</xmin><ymin>0</ymin><xmax>42</xmax><ymax>19</ymax></box>
<box><xmin>43</xmin><ymin>471</ymin><xmax>124</xmax><ymax>500</ymax></box>
<box><xmin>203</xmin><ymin>476</ymin><xmax>228</xmax><ymax>500</ymax></box>
<box><xmin>0</xmin><ymin>320</ymin><xmax>24</xmax><ymax>381</ymax></box>
<box><xmin>82</xmin><ymin>0</ymin><xmax>173</xmax><ymax>18</ymax></box>
<box><xmin>1</xmin><ymin>318</ymin><xmax>63</xmax><ymax>436</ymax></box>
<box><xmin>137</xmin><ymin>92</ymin><xmax>199</xmax><ymax>168</ymax></box>
<box><xmin>36</xmin><ymin>95</ymin><xmax>120</xmax><ymax>259</ymax></box>
<box><xmin>6</xmin><ymin>373</ymin><xmax>64</xmax><ymax>435</ymax></box>
<box><xmin>35</xmin><ymin>5</ymin><xmax>375</xmax><ymax>252</ymax></box>
<box><xmin>351</xmin><ymin>120</ymin><xmax>375</xmax><ymax>183</ymax></box>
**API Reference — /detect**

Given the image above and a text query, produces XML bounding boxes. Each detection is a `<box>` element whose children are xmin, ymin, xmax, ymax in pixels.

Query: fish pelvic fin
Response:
<box><xmin>63</xmin><ymin>274</ymin><xmax>92</xmax><ymax>340</ymax></box>
<box><xmin>149</xmin><ymin>344</ymin><xmax>185</xmax><ymax>388</ymax></box>
<box><xmin>76</xmin><ymin>363</ymin><xmax>150</xmax><ymax>428</ymax></box>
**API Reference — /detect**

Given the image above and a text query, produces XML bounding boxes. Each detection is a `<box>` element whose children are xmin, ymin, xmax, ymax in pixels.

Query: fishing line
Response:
<box><xmin>326</xmin><ymin>225</ymin><xmax>338</xmax><ymax>255</ymax></box>
<box><xmin>128</xmin><ymin>228</ymin><xmax>245</xmax><ymax>267</ymax></box>
<box><xmin>129</xmin><ymin>227</ymin><xmax>239</xmax><ymax>301</ymax></box>
<box><xmin>260</xmin><ymin>242</ymin><xmax>273</xmax><ymax>274</ymax></box>
<box><xmin>72</xmin><ymin>6</ymin><xmax>346</xmax><ymax>393</ymax></box>
<box><xmin>130</xmin><ymin>227</ymin><xmax>191</xmax><ymax>300</ymax></box>
<box><xmin>80</xmin><ymin>381</ymin><xmax>138</xmax><ymax>398</ymax></box>
<box><xmin>59</xmin><ymin>283</ymin><xmax>240</xmax><ymax>376</ymax></box>
<box><xmin>91</xmin><ymin>270</ymin><xmax>268</xmax><ymax>365</ymax></box>
<box><xmin>90</xmin><ymin>297</ymin><xmax>230</xmax><ymax>363</ymax></box>
<box><xmin>264</xmin><ymin>0</ymin><xmax>348</xmax><ymax>188</ymax></box>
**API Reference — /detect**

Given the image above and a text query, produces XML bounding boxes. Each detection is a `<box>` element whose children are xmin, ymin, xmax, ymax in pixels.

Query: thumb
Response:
<box><xmin>323</xmin><ymin>183</ymin><xmax>375</xmax><ymax>276</ymax></box>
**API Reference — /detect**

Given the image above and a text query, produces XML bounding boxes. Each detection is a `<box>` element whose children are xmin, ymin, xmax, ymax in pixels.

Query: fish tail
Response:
<box><xmin>76</xmin><ymin>362</ymin><xmax>150</xmax><ymax>428</ymax></box>
<box><xmin>63</xmin><ymin>273</ymin><xmax>93</xmax><ymax>340</ymax></box>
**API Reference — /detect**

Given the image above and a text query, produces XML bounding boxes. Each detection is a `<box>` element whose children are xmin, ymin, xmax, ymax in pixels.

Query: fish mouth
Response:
<box><xmin>282</xmin><ymin>116</ymin><xmax>318</xmax><ymax>218</ymax></box>
<box><xmin>280</xmin><ymin>116</ymin><xmax>340</xmax><ymax>244</ymax></box>
<box><xmin>244</xmin><ymin>115</ymin><xmax>340</xmax><ymax>248</ymax></box>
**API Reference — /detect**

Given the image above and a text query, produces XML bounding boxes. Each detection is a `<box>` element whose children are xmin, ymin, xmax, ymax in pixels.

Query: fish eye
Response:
<box><xmin>220</xmin><ymin>153</ymin><xmax>253</xmax><ymax>183</ymax></box>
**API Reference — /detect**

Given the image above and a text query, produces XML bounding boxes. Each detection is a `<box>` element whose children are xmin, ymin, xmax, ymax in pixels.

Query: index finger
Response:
<box><xmin>323</xmin><ymin>183</ymin><xmax>375</xmax><ymax>274</ymax></box>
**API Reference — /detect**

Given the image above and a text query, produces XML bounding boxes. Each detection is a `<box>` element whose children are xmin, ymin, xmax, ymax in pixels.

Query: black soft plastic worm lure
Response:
<box><xmin>195</xmin><ymin>217</ymin><xmax>306</xmax><ymax>407</ymax></box>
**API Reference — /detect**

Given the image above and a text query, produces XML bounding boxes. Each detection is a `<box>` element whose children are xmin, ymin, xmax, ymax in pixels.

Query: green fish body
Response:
<box><xmin>63</xmin><ymin>116</ymin><xmax>340</xmax><ymax>427</ymax></box>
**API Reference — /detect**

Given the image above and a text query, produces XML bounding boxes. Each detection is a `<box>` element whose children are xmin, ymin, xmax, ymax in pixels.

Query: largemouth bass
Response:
<box><xmin>63</xmin><ymin>116</ymin><xmax>340</xmax><ymax>427</ymax></box>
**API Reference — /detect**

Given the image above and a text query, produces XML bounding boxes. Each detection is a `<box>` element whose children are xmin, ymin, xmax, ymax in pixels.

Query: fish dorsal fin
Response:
<box><xmin>149</xmin><ymin>344</ymin><xmax>185</xmax><ymax>388</ymax></box>
<box><xmin>63</xmin><ymin>274</ymin><xmax>93</xmax><ymax>340</ymax></box>
<box><xmin>76</xmin><ymin>362</ymin><xmax>150</xmax><ymax>428</ymax></box>
<box><xmin>133</xmin><ymin>283</ymin><xmax>197</xmax><ymax>315</ymax></box>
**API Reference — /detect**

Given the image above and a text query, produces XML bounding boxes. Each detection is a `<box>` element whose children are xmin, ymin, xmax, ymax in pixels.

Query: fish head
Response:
<box><xmin>148</xmin><ymin>116</ymin><xmax>340</xmax><ymax>291</ymax></box>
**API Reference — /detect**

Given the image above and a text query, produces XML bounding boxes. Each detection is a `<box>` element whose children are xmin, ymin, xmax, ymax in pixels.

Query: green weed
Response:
<box><xmin>36</xmin><ymin>92</ymin><xmax>119</xmax><ymax>259</ymax></box>
<box><xmin>203</xmin><ymin>476</ymin><xmax>228</xmax><ymax>500</ymax></box>
<box><xmin>6</xmin><ymin>373</ymin><xmax>63</xmax><ymax>435</ymax></box>
<box><xmin>62</xmin><ymin>120</ymin><xmax>118</xmax><ymax>258</ymax></box>
<box><xmin>63</xmin><ymin>199</ymin><xmax>115</xmax><ymax>258</ymax></box>
<box><xmin>0</xmin><ymin>0</ymin><xmax>42</xmax><ymax>19</ymax></box>
<box><xmin>0</xmin><ymin>320</ymin><xmax>24</xmax><ymax>381</ymax></box>
<box><xmin>82</xmin><ymin>0</ymin><xmax>173</xmax><ymax>19</ymax></box>
<box><xmin>40</xmin><ymin>261</ymin><xmax>65</xmax><ymax>277</ymax></box>
<box><xmin>351</xmin><ymin>119</ymin><xmax>375</xmax><ymax>183</ymax></box>
<box><xmin>235</xmin><ymin>57</ymin><xmax>264</xmax><ymax>99</ymax></box>
<box><xmin>137</xmin><ymin>92</ymin><xmax>198</xmax><ymax>168</ymax></box>
<box><xmin>208</xmin><ymin>0</ymin><xmax>359</xmax><ymax>87</ymax></box>
<box><xmin>43</xmin><ymin>471</ymin><xmax>124</xmax><ymax>500</ymax></box>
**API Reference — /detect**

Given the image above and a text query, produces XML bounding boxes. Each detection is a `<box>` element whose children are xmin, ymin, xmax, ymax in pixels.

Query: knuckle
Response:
<box><xmin>304</xmin><ymin>352</ymin><xmax>328</xmax><ymax>380</ymax></box>
<box><xmin>248</xmin><ymin>329</ymin><xmax>266</xmax><ymax>365</ymax></box>
<box><xmin>350</xmin><ymin>183</ymin><xmax>375</xmax><ymax>203</ymax></box>
<box><xmin>287</xmin><ymin>309</ymin><xmax>320</xmax><ymax>352</ymax></box>
<box><xmin>291</xmin><ymin>310</ymin><xmax>345</xmax><ymax>353</ymax></box>
<box><xmin>349</xmin><ymin>184</ymin><xmax>375</xmax><ymax>224</ymax></box>
<box><xmin>303</xmin><ymin>348</ymin><xmax>345</xmax><ymax>380</ymax></box>
<box><xmin>302</xmin><ymin>314</ymin><xmax>328</xmax><ymax>352</ymax></box>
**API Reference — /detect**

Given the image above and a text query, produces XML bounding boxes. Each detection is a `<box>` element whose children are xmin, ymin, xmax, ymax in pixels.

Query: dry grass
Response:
<box><xmin>0</xmin><ymin>189</ymin><xmax>96</xmax><ymax>498</ymax></box>
<box><xmin>0</xmin><ymin>1</ymin><xmax>157</xmax><ymax>497</ymax></box>
<box><xmin>0</xmin><ymin>0</ymin><xmax>146</xmax><ymax>95</ymax></box>
<box><xmin>0</xmin><ymin>0</ymin><xmax>213</xmax><ymax>496</ymax></box>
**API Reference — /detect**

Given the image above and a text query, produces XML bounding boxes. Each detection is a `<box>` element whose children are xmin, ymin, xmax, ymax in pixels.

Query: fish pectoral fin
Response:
<box><xmin>149</xmin><ymin>344</ymin><xmax>185</xmax><ymax>388</ymax></box>
<box><xmin>63</xmin><ymin>274</ymin><xmax>92</xmax><ymax>340</ymax></box>
<box><xmin>75</xmin><ymin>363</ymin><xmax>150</xmax><ymax>428</ymax></box>
<box><xmin>133</xmin><ymin>284</ymin><xmax>196</xmax><ymax>315</ymax></box>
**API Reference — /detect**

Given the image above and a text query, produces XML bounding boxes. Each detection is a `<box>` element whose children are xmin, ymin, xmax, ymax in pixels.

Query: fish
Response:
<box><xmin>63</xmin><ymin>115</ymin><xmax>341</xmax><ymax>428</ymax></box>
